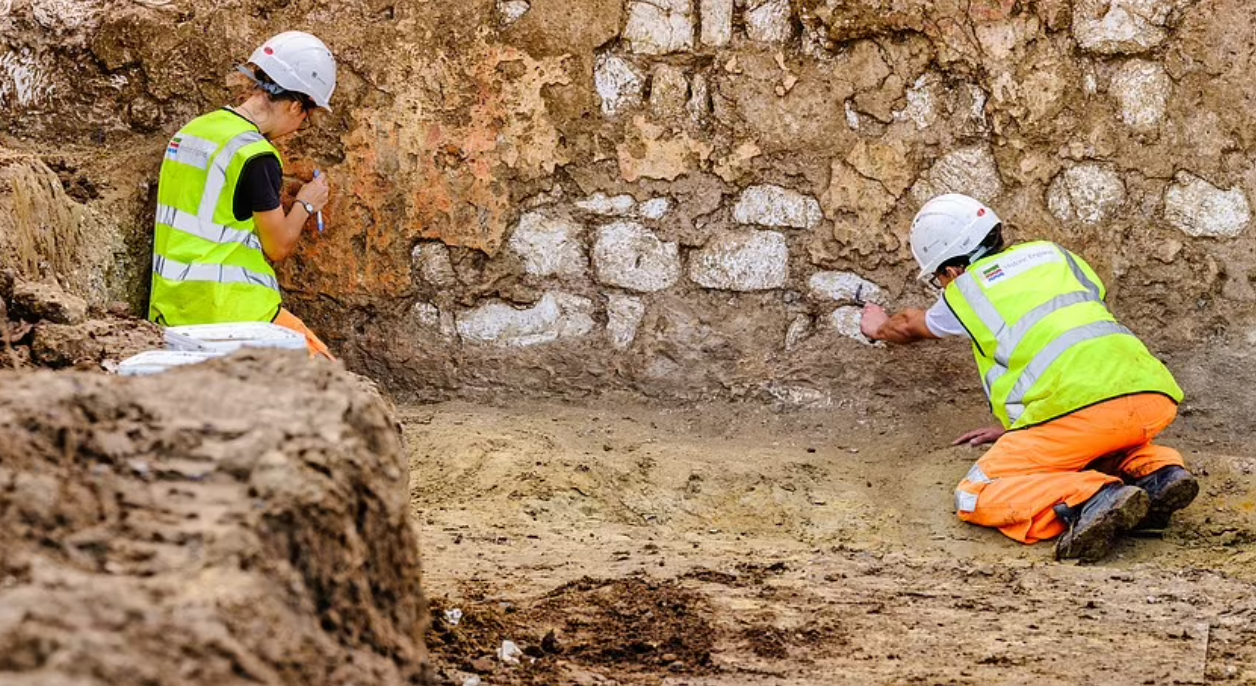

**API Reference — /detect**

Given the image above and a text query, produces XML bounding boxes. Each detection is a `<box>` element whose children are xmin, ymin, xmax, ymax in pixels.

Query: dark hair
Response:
<box><xmin>250</xmin><ymin>66</ymin><xmax>315</xmax><ymax>112</ymax></box>
<box><xmin>936</xmin><ymin>224</ymin><xmax>1005</xmax><ymax>274</ymax></box>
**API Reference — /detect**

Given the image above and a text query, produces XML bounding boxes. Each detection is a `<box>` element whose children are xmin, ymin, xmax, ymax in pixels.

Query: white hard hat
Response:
<box><xmin>247</xmin><ymin>31</ymin><xmax>337</xmax><ymax>111</ymax></box>
<box><xmin>909</xmin><ymin>193</ymin><xmax>1002</xmax><ymax>280</ymax></box>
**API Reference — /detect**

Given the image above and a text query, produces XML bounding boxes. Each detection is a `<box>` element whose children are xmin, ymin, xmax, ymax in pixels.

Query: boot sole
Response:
<box><xmin>1137</xmin><ymin>475</ymin><xmax>1200</xmax><ymax>531</ymax></box>
<box><xmin>1056</xmin><ymin>488</ymin><xmax>1150</xmax><ymax>563</ymax></box>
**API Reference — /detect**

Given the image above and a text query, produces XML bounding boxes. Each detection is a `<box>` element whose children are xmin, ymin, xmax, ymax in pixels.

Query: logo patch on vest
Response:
<box><xmin>978</xmin><ymin>245</ymin><xmax>1062</xmax><ymax>288</ymax></box>
<box><xmin>165</xmin><ymin>134</ymin><xmax>218</xmax><ymax>170</ymax></box>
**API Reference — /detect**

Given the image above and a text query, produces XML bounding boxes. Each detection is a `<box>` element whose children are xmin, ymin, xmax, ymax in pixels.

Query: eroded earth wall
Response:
<box><xmin>2</xmin><ymin>1</ymin><xmax>1255</xmax><ymax>419</ymax></box>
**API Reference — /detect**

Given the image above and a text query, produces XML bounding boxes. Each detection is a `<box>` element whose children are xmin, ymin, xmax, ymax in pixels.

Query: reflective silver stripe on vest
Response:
<box><xmin>157</xmin><ymin>203</ymin><xmax>263</xmax><ymax>252</ymax></box>
<box><xmin>1059</xmin><ymin>245</ymin><xmax>1102</xmax><ymax>301</ymax></box>
<box><xmin>153</xmin><ymin>254</ymin><xmax>279</xmax><ymax>292</ymax></box>
<box><xmin>197</xmin><ymin>131</ymin><xmax>267</xmax><ymax>222</ymax></box>
<box><xmin>1004</xmin><ymin>321</ymin><xmax>1134</xmax><ymax>424</ymax></box>
<box><xmin>965</xmin><ymin>463</ymin><xmax>993</xmax><ymax>485</ymax></box>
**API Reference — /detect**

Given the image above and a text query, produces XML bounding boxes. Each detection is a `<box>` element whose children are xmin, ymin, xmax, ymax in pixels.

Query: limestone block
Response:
<box><xmin>595</xmin><ymin>53</ymin><xmax>645</xmax><ymax>116</ymax></box>
<box><xmin>894</xmin><ymin>75</ymin><xmax>938</xmax><ymax>130</ymax></box>
<box><xmin>640</xmin><ymin>197</ymin><xmax>673</xmax><ymax>220</ymax></box>
<box><xmin>606</xmin><ymin>294</ymin><xmax>647</xmax><ymax>350</ymax></box>
<box><xmin>412</xmin><ymin>241</ymin><xmax>457</xmax><ymax>287</ymax></box>
<box><xmin>1072</xmin><ymin>0</ymin><xmax>1175</xmax><ymax>55</ymax></box>
<box><xmin>593</xmin><ymin>221</ymin><xmax>682</xmax><ymax>292</ymax></box>
<box><xmin>1163</xmin><ymin>172</ymin><xmax>1251</xmax><ymax>238</ymax></box>
<box><xmin>688</xmin><ymin>230</ymin><xmax>788</xmax><ymax>291</ymax></box>
<box><xmin>830</xmin><ymin>306</ymin><xmax>874</xmax><ymax>344</ymax></box>
<box><xmin>456</xmin><ymin>292</ymin><xmax>595</xmax><ymax>347</ymax></box>
<box><xmin>700</xmin><ymin>0</ymin><xmax>733</xmax><ymax>47</ymax></box>
<box><xmin>650</xmin><ymin>64</ymin><xmax>690</xmax><ymax>119</ymax></box>
<box><xmin>847</xmin><ymin>140</ymin><xmax>914</xmax><ymax>198</ymax></box>
<box><xmin>508</xmin><ymin>210</ymin><xmax>587</xmax><ymax>277</ymax></box>
<box><xmin>623</xmin><ymin>0</ymin><xmax>694</xmax><ymax>55</ymax></box>
<box><xmin>911</xmin><ymin>145</ymin><xmax>1004</xmax><ymax>205</ymax></box>
<box><xmin>784</xmin><ymin>315</ymin><xmax>812</xmax><ymax>351</ymax></box>
<box><xmin>733</xmin><ymin>184</ymin><xmax>823</xmax><ymax>229</ymax></box>
<box><xmin>577</xmin><ymin>192</ymin><xmax>637</xmax><ymax>216</ymax></box>
<box><xmin>1109</xmin><ymin>59</ymin><xmax>1171</xmax><ymax>134</ymax></box>
<box><xmin>808</xmin><ymin>272</ymin><xmax>883</xmax><ymax>304</ymax></box>
<box><xmin>497</xmin><ymin>0</ymin><xmax>531</xmax><ymax>26</ymax></box>
<box><xmin>1047</xmin><ymin>164</ymin><xmax>1127</xmax><ymax>225</ymax></box>
<box><xmin>745</xmin><ymin>0</ymin><xmax>794</xmax><ymax>44</ymax></box>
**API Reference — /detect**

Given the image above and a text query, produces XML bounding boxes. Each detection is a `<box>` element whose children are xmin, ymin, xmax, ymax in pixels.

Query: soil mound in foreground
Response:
<box><xmin>0</xmin><ymin>351</ymin><xmax>433</xmax><ymax>685</ymax></box>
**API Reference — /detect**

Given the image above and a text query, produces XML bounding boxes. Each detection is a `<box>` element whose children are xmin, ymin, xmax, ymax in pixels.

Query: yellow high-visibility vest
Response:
<box><xmin>945</xmin><ymin>241</ymin><xmax>1183</xmax><ymax>429</ymax></box>
<box><xmin>149</xmin><ymin>109</ymin><xmax>283</xmax><ymax>326</ymax></box>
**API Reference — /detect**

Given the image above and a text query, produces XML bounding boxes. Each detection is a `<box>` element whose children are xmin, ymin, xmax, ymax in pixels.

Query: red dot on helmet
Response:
<box><xmin>264</xmin><ymin>47</ymin><xmax>274</xmax><ymax>55</ymax></box>
<box><xmin>977</xmin><ymin>208</ymin><xmax>986</xmax><ymax>217</ymax></box>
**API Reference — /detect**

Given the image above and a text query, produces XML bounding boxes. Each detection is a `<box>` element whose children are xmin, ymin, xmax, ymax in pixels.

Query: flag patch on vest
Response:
<box><xmin>978</xmin><ymin>245</ymin><xmax>1062</xmax><ymax>288</ymax></box>
<box><xmin>165</xmin><ymin>134</ymin><xmax>217</xmax><ymax>170</ymax></box>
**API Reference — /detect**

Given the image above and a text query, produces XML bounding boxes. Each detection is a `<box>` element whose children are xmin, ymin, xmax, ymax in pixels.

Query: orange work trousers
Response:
<box><xmin>273</xmin><ymin>308</ymin><xmax>335</xmax><ymax>361</ymax></box>
<box><xmin>955</xmin><ymin>393</ymin><xmax>1184</xmax><ymax>544</ymax></box>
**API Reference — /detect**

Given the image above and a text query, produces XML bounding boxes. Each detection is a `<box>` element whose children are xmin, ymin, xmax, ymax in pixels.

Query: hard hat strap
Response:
<box><xmin>236</xmin><ymin>65</ymin><xmax>288</xmax><ymax>97</ymax></box>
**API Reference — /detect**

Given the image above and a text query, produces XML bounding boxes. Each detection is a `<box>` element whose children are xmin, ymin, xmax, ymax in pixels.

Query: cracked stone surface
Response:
<box><xmin>1109</xmin><ymin>59</ymin><xmax>1172</xmax><ymax>134</ymax></box>
<box><xmin>456</xmin><ymin>292</ymin><xmax>595</xmax><ymax>347</ymax></box>
<box><xmin>593</xmin><ymin>221</ymin><xmax>682</xmax><ymax>292</ymax></box>
<box><xmin>808</xmin><ymin>272</ymin><xmax>883</xmax><ymax>304</ymax></box>
<box><xmin>1163</xmin><ymin>172</ymin><xmax>1251</xmax><ymax>238</ymax></box>
<box><xmin>623</xmin><ymin>0</ymin><xmax>694</xmax><ymax>55</ymax></box>
<box><xmin>911</xmin><ymin>145</ymin><xmax>1004</xmax><ymax>205</ymax></box>
<box><xmin>507</xmin><ymin>210</ymin><xmax>587</xmax><ymax>277</ymax></box>
<box><xmin>606</xmin><ymin>294</ymin><xmax>646</xmax><ymax>350</ymax></box>
<box><xmin>650</xmin><ymin>63</ymin><xmax>690</xmax><ymax>119</ymax></box>
<box><xmin>688</xmin><ymin>230</ymin><xmax>789</xmax><ymax>291</ymax></box>
<box><xmin>1047</xmin><ymin>165</ymin><xmax>1126</xmax><ymax>226</ymax></box>
<box><xmin>595</xmin><ymin>53</ymin><xmax>645</xmax><ymax>116</ymax></box>
<box><xmin>700</xmin><ymin>0</ymin><xmax>733</xmax><ymax>46</ymax></box>
<box><xmin>733</xmin><ymin>184</ymin><xmax>823</xmax><ymax>229</ymax></box>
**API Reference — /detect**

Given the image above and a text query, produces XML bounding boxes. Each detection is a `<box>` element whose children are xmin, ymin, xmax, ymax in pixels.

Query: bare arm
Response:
<box><xmin>859</xmin><ymin>304</ymin><xmax>940</xmax><ymax>344</ymax></box>
<box><xmin>256</xmin><ymin>173</ymin><xmax>329</xmax><ymax>263</ymax></box>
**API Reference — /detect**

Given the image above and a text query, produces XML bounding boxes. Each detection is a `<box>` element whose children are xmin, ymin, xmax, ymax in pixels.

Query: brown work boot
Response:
<box><xmin>1053</xmin><ymin>485</ymin><xmax>1149</xmax><ymax>562</ymax></box>
<box><xmin>1133</xmin><ymin>466</ymin><xmax>1199</xmax><ymax>531</ymax></box>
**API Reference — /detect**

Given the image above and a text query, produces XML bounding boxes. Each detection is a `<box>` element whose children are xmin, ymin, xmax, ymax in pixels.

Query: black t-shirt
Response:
<box><xmin>223</xmin><ymin>108</ymin><xmax>282</xmax><ymax>222</ymax></box>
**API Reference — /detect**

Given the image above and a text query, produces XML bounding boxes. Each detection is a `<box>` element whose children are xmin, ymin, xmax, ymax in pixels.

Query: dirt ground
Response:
<box><xmin>405</xmin><ymin>395</ymin><xmax>1256</xmax><ymax>685</ymax></box>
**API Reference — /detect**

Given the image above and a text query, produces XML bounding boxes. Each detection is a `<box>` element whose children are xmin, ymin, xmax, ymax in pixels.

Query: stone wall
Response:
<box><xmin>3</xmin><ymin>0</ymin><xmax>1256</xmax><ymax>415</ymax></box>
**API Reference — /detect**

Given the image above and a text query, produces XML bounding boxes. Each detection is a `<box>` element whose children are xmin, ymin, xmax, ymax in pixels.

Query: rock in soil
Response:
<box><xmin>29</xmin><ymin>317</ymin><xmax>163</xmax><ymax>369</ymax></box>
<box><xmin>0</xmin><ymin>350</ymin><xmax>434</xmax><ymax>686</ymax></box>
<box><xmin>9</xmin><ymin>280</ymin><xmax>88</xmax><ymax>325</ymax></box>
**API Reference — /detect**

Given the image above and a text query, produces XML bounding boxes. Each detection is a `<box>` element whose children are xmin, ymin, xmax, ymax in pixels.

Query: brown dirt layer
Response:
<box><xmin>0</xmin><ymin>351</ymin><xmax>434</xmax><ymax>686</ymax></box>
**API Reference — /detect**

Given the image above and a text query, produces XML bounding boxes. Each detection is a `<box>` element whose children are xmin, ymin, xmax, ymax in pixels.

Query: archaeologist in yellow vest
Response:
<box><xmin>149</xmin><ymin>31</ymin><xmax>335</xmax><ymax>359</ymax></box>
<box><xmin>859</xmin><ymin>193</ymin><xmax>1199</xmax><ymax>562</ymax></box>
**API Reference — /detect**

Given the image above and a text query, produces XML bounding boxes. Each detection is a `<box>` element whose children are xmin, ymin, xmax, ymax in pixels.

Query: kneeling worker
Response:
<box><xmin>860</xmin><ymin>193</ymin><xmax>1199</xmax><ymax>561</ymax></box>
<box><xmin>149</xmin><ymin>31</ymin><xmax>336</xmax><ymax>359</ymax></box>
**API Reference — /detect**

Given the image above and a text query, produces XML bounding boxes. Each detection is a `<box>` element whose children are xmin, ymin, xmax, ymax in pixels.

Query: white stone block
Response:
<box><xmin>911</xmin><ymin>145</ymin><xmax>1004</xmax><ymax>205</ymax></box>
<box><xmin>688</xmin><ymin>230</ymin><xmax>789</xmax><ymax>291</ymax></box>
<box><xmin>412</xmin><ymin>241</ymin><xmax>458</xmax><ymax>287</ymax></box>
<box><xmin>576</xmin><ymin>192</ymin><xmax>638</xmax><ymax>216</ymax></box>
<box><xmin>1047</xmin><ymin>164</ymin><xmax>1127</xmax><ymax>225</ymax></box>
<box><xmin>733</xmin><ymin>184</ymin><xmax>823</xmax><ymax>229</ymax></box>
<box><xmin>745</xmin><ymin>0</ymin><xmax>793</xmax><ymax>44</ymax></box>
<box><xmin>639</xmin><ymin>197</ymin><xmax>673</xmax><ymax>220</ymax></box>
<box><xmin>700</xmin><ymin>0</ymin><xmax>733</xmax><ymax>47</ymax></box>
<box><xmin>497</xmin><ymin>0</ymin><xmax>531</xmax><ymax>26</ymax></box>
<box><xmin>1164</xmin><ymin>172</ymin><xmax>1251</xmax><ymax>238</ymax></box>
<box><xmin>593</xmin><ymin>221</ymin><xmax>682</xmax><ymax>292</ymax></box>
<box><xmin>1073</xmin><ymin>0</ymin><xmax>1174</xmax><ymax>55</ymax></box>
<box><xmin>808</xmin><ymin>271</ymin><xmax>883</xmax><ymax>303</ymax></box>
<box><xmin>830</xmin><ymin>306</ymin><xmax>874</xmax><ymax>345</ymax></box>
<box><xmin>456</xmin><ymin>292</ymin><xmax>595</xmax><ymax>347</ymax></box>
<box><xmin>1109</xmin><ymin>59</ymin><xmax>1172</xmax><ymax>134</ymax></box>
<box><xmin>595</xmin><ymin>53</ymin><xmax>645</xmax><ymax>117</ymax></box>
<box><xmin>623</xmin><ymin>0</ymin><xmax>695</xmax><ymax>55</ymax></box>
<box><xmin>508</xmin><ymin>210</ymin><xmax>587</xmax><ymax>277</ymax></box>
<box><xmin>606</xmin><ymin>294</ymin><xmax>647</xmax><ymax>350</ymax></box>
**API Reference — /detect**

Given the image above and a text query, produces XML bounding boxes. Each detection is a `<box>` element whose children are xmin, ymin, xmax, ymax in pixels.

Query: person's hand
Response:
<box><xmin>296</xmin><ymin>173</ymin><xmax>329</xmax><ymax>212</ymax></box>
<box><xmin>860</xmin><ymin>303</ymin><xmax>888</xmax><ymax>339</ymax></box>
<box><xmin>952</xmin><ymin>426</ymin><xmax>1005</xmax><ymax>447</ymax></box>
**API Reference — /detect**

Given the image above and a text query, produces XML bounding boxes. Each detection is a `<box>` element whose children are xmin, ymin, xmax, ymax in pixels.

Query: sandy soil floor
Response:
<box><xmin>404</xmin><ymin>396</ymin><xmax>1256</xmax><ymax>685</ymax></box>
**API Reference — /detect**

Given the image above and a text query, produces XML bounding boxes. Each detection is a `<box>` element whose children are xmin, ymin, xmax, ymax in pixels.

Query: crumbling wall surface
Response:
<box><xmin>4</xmin><ymin>0</ymin><xmax>1256</xmax><ymax>415</ymax></box>
<box><xmin>0</xmin><ymin>351</ymin><xmax>432</xmax><ymax>685</ymax></box>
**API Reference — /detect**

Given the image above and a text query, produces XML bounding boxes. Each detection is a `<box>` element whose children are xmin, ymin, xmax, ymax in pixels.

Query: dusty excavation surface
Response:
<box><xmin>407</xmin><ymin>396</ymin><xmax>1256</xmax><ymax>685</ymax></box>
